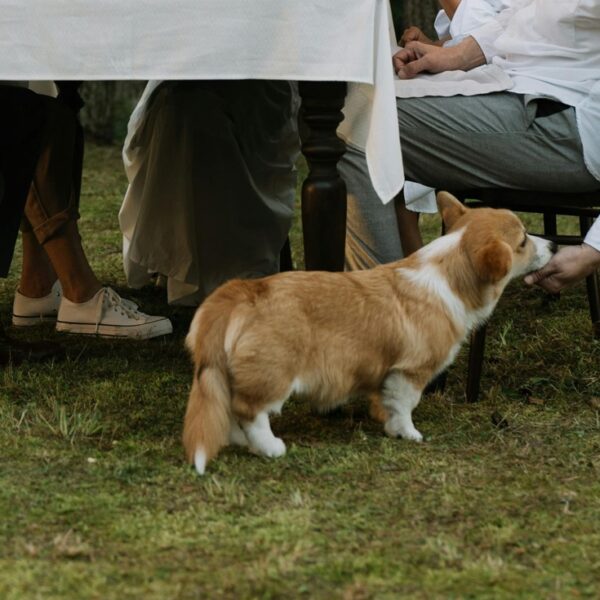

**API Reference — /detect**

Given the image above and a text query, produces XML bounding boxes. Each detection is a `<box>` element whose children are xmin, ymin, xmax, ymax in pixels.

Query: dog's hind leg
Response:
<box><xmin>381</xmin><ymin>372</ymin><xmax>424</xmax><ymax>442</ymax></box>
<box><xmin>242</xmin><ymin>410</ymin><xmax>286</xmax><ymax>458</ymax></box>
<box><xmin>229</xmin><ymin>419</ymin><xmax>248</xmax><ymax>446</ymax></box>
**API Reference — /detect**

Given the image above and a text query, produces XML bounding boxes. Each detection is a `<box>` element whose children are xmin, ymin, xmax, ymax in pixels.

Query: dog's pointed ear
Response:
<box><xmin>437</xmin><ymin>191</ymin><xmax>467</xmax><ymax>230</ymax></box>
<box><xmin>472</xmin><ymin>240</ymin><xmax>513</xmax><ymax>283</ymax></box>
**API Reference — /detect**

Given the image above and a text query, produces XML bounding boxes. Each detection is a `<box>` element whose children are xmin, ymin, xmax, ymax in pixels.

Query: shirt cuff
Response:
<box><xmin>583</xmin><ymin>217</ymin><xmax>600</xmax><ymax>253</ymax></box>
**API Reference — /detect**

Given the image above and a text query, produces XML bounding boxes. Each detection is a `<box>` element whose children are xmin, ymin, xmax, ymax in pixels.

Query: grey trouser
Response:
<box><xmin>341</xmin><ymin>92</ymin><xmax>599</xmax><ymax>269</ymax></box>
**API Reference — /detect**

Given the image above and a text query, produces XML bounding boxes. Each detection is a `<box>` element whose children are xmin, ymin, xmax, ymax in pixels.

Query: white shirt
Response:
<box><xmin>434</xmin><ymin>0</ymin><xmax>507</xmax><ymax>45</ymax></box>
<box><xmin>470</xmin><ymin>0</ymin><xmax>600</xmax><ymax>251</ymax></box>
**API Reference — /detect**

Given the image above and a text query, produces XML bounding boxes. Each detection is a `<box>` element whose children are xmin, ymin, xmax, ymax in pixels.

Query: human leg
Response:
<box><xmin>397</xmin><ymin>93</ymin><xmax>599</xmax><ymax>192</ymax></box>
<box><xmin>13</xmin><ymin>95</ymin><xmax>171</xmax><ymax>338</ymax></box>
<box><xmin>342</xmin><ymin>93</ymin><xmax>599</xmax><ymax>269</ymax></box>
<box><xmin>340</xmin><ymin>144</ymin><xmax>406</xmax><ymax>269</ymax></box>
<box><xmin>0</xmin><ymin>85</ymin><xmax>64</xmax><ymax>360</ymax></box>
<box><xmin>121</xmin><ymin>80</ymin><xmax>300</xmax><ymax>305</ymax></box>
<box><xmin>0</xmin><ymin>86</ymin><xmax>47</xmax><ymax>277</ymax></box>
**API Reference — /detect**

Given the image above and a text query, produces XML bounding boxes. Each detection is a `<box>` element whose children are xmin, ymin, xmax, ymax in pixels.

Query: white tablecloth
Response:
<box><xmin>1</xmin><ymin>0</ymin><xmax>403</xmax><ymax>203</ymax></box>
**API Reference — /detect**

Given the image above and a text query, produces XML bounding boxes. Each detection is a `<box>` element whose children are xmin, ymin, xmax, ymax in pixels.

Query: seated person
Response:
<box><xmin>342</xmin><ymin>0</ymin><xmax>600</xmax><ymax>292</ymax></box>
<box><xmin>120</xmin><ymin>80</ymin><xmax>299</xmax><ymax>306</ymax></box>
<box><xmin>344</xmin><ymin>0</ymin><xmax>508</xmax><ymax>269</ymax></box>
<box><xmin>402</xmin><ymin>0</ymin><xmax>506</xmax><ymax>47</ymax></box>
<box><xmin>1</xmin><ymin>83</ymin><xmax>171</xmax><ymax>342</ymax></box>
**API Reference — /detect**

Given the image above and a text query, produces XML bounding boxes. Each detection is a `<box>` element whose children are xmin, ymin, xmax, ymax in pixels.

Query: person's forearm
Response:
<box><xmin>393</xmin><ymin>33</ymin><xmax>486</xmax><ymax>78</ymax></box>
<box><xmin>454</xmin><ymin>35</ymin><xmax>486</xmax><ymax>70</ymax></box>
<box><xmin>438</xmin><ymin>0</ymin><xmax>461</xmax><ymax>19</ymax></box>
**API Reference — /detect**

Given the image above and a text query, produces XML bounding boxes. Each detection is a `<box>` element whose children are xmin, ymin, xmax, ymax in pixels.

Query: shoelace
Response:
<box><xmin>94</xmin><ymin>288</ymin><xmax>143</xmax><ymax>334</ymax></box>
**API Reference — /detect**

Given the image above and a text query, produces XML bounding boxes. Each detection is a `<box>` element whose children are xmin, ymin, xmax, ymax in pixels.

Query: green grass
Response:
<box><xmin>1</xmin><ymin>144</ymin><xmax>599</xmax><ymax>599</ymax></box>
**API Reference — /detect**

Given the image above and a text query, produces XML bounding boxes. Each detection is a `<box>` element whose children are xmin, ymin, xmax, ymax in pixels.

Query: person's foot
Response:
<box><xmin>56</xmin><ymin>287</ymin><xmax>173</xmax><ymax>340</ymax></box>
<box><xmin>12</xmin><ymin>281</ymin><xmax>62</xmax><ymax>327</ymax></box>
<box><xmin>0</xmin><ymin>326</ymin><xmax>65</xmax><ymax>366</ymax></box>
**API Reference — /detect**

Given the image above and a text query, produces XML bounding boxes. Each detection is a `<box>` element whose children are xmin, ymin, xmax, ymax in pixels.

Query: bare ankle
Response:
<box><xmin>61</xmin><ymin>283</ymin><xmax>102</xmax><ymax>304</ymax></box>
<box><xmin>18</xmin><ymin>278</ymin><xmax>58</xmax><ymax>299</ymax></box>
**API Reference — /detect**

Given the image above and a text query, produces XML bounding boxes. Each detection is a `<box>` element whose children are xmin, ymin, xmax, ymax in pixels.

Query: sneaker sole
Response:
<box><xmin>56</xmin><ymin>319</ymin><xmax>173</xmax><ymax>340</ymax></box>
<box><xmin>12</xmin><ymin>314</ymin><xmax>58</xmax><ymax>327</ymax></box>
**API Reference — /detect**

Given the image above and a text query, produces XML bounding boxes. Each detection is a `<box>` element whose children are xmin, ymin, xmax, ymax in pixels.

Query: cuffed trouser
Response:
<box><xmin>0</xmin><ymin>86</ymin><xmax>47</xmax><ymax>276</ymax></box>
<box><xmin>341</xmin><ymin>92</ymin><xmax>600</xmax><ymax>268</ymax></box>
<box><xmin>20</xmin><ymin>89</ymin><xmax>83</xmax><ymax>244</ymax></box>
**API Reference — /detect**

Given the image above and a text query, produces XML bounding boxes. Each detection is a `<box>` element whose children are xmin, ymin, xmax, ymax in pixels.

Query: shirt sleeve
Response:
<box><xmin>434</xmin><ymin>10</ymin><xmax>451</xmax><ymax>40</ymax></box>
<box><xmin>469</xmin><ymin>21</ymin><xmax>504</xmax><ymax>62</ymax></box>
<box><xmin>584</xmin><ymin>216</ymin><xmax>600</xmax><ymax>253</ymax></box>
<box><xmin>468</xmin><ymin>0</ymin><xmax>525</xmax><ymax>62</ymax></box>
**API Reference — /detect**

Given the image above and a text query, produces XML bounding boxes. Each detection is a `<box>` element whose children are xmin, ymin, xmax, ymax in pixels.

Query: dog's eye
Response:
<box><xmin>519</xmin><ymin>236</ymin><xmax>528</xmax><ymax>248</ymax></box>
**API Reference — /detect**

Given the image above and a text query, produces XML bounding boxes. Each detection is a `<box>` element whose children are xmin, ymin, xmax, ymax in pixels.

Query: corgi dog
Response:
<box><xmin>183</xmin><ymin>192</ymin><xmax>555</xmax><ymax>475</ymax></box>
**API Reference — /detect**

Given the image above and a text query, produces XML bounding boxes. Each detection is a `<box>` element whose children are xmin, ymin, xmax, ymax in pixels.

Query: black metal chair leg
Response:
<box><xmin>466</xmin><ymin>326</ymin><xmax>487</xmax><ymax>402</ymax></box>
<box><xmin>580</xmin><ymin>216</ymin><xmax>600</xmax><ymax>337</ymax></box>
<box><xmin>585</xmin><ymin>271</ymin><xmax>600</xmax><ymax>338</ymax></box>
<box><xmin>543</xmin><ymin>212</ymin><xmax>558</xmax><ymax>237</ymax></box>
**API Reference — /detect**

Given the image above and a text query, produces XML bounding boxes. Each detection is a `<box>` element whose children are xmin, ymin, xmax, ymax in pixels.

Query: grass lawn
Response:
<box><xmin>1</xmin><ymin>143</ymin><xmax>599</xmax><ymax>599</ymax></box>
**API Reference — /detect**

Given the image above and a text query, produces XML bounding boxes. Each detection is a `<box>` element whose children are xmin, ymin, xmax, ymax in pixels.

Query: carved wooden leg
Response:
<box><xmin>298</xmin><ymin>82</ymin><xmax>347</xmax><ymax>271</ymax></box>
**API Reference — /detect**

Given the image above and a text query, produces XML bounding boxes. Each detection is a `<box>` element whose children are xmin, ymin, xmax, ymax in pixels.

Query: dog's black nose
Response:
<box><xmin>549</xmin><ymin>241</ymin><xmax>558</xmax><ymax>254</ymax></box>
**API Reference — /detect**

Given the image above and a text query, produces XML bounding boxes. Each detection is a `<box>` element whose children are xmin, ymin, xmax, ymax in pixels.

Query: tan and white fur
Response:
<box><xmin>183</xmin><ymin>192</ymin><xmax>555</xmax><ymax>475</ymax></box>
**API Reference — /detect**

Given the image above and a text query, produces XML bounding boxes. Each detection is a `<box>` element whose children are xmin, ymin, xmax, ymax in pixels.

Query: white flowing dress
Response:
<box><xmin>119</xmin><ymin>80</ymin><xmax>300</xmax><ymax>305</ymax></box>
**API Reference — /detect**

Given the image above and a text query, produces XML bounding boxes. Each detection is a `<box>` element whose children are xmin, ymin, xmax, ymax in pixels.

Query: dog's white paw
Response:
<box><xmin>385</xmin><ymin>418</ymin><xmax>423</xmax><ymax>442</ymax></box>
<box><xmin>251</xmin><ymin>436</ymin><xmax>286</xmax><ymax>458</ymax></box>
<box><xmin>401</xmin><ymin>428</ymin><xmax>423</xmax><ymax>443</ymax></box>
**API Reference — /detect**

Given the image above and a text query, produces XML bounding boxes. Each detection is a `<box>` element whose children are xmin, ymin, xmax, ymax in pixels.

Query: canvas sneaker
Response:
<box><xmin>56</xmin><ymin>287</ymin><xmax>173</xmax><ymax>339</ymax></box>
<box><xmin>12</xmin><ymin>280</ymin><xmax>62</xmax><ymax>326</ymax></box>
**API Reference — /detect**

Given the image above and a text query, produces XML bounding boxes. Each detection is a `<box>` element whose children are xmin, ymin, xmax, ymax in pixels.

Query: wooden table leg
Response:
<box><xmin>298</xmin><ymin>81</ymin><xmax>347</xmax><ymax>271</ymax></box>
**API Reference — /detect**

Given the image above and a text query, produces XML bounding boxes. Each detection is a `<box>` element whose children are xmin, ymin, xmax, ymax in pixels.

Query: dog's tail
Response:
<box><xmin>182</xmin><ymin>300</ymin><xmax>235</xmax><ymax>476</ymax></box>
<box><xmin>183</xmin><ymin>281</ymin><xmax>263</xmax><ymax>475</ymax></box>
<box><xmin>183</xmin><ymin>363</ymin><xmax>231</xmax><ymax>475</ymax></box>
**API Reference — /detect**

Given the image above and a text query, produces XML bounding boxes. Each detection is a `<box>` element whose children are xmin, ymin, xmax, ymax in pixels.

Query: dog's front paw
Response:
<box><xmin>385</xmin><ymin>418</ymin><xmax>423</xmax><ymax>442</ymax></box>
<box><xmin>401</xmin><ymin>428</ymin><xmax>423</xmax><ymax>443</ymax></box>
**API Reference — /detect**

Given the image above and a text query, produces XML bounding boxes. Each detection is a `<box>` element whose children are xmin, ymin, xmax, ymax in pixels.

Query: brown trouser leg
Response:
<box><xmin>21</xmin><ymin>92</ymin><xmax>83</xmax><ymax>245</ymax></box>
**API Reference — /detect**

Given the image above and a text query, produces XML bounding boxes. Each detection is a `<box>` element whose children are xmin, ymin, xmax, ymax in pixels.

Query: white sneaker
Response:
<box><xmin>56</xmin><ymin>287</ymin><xmax>173</xmax><ymax>339</ymax></box>
<box><xmin>13</xmin><ymin>280</ymin><xmax>62</xmax><ymax>326</ymax></box>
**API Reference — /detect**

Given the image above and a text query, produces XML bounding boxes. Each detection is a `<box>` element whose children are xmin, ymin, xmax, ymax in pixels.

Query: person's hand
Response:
<box><xmin>400</xmin><ymin>26</ymin><xmax>434</xmax><ymax>47</ymax></box>
<box><xmin>393</xmin><ymin>42</ymin><xmax>458</xmax><ymax>79</ymax></box>
<box><xmin>393</xmin><ymin>36</ymin><xmax>486</xmax><ymax>79</ymax></box>
<box><xmin>524</xmin><ymin>244</ymin><xmax>600</xmax><ymax>293</ymax></box>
